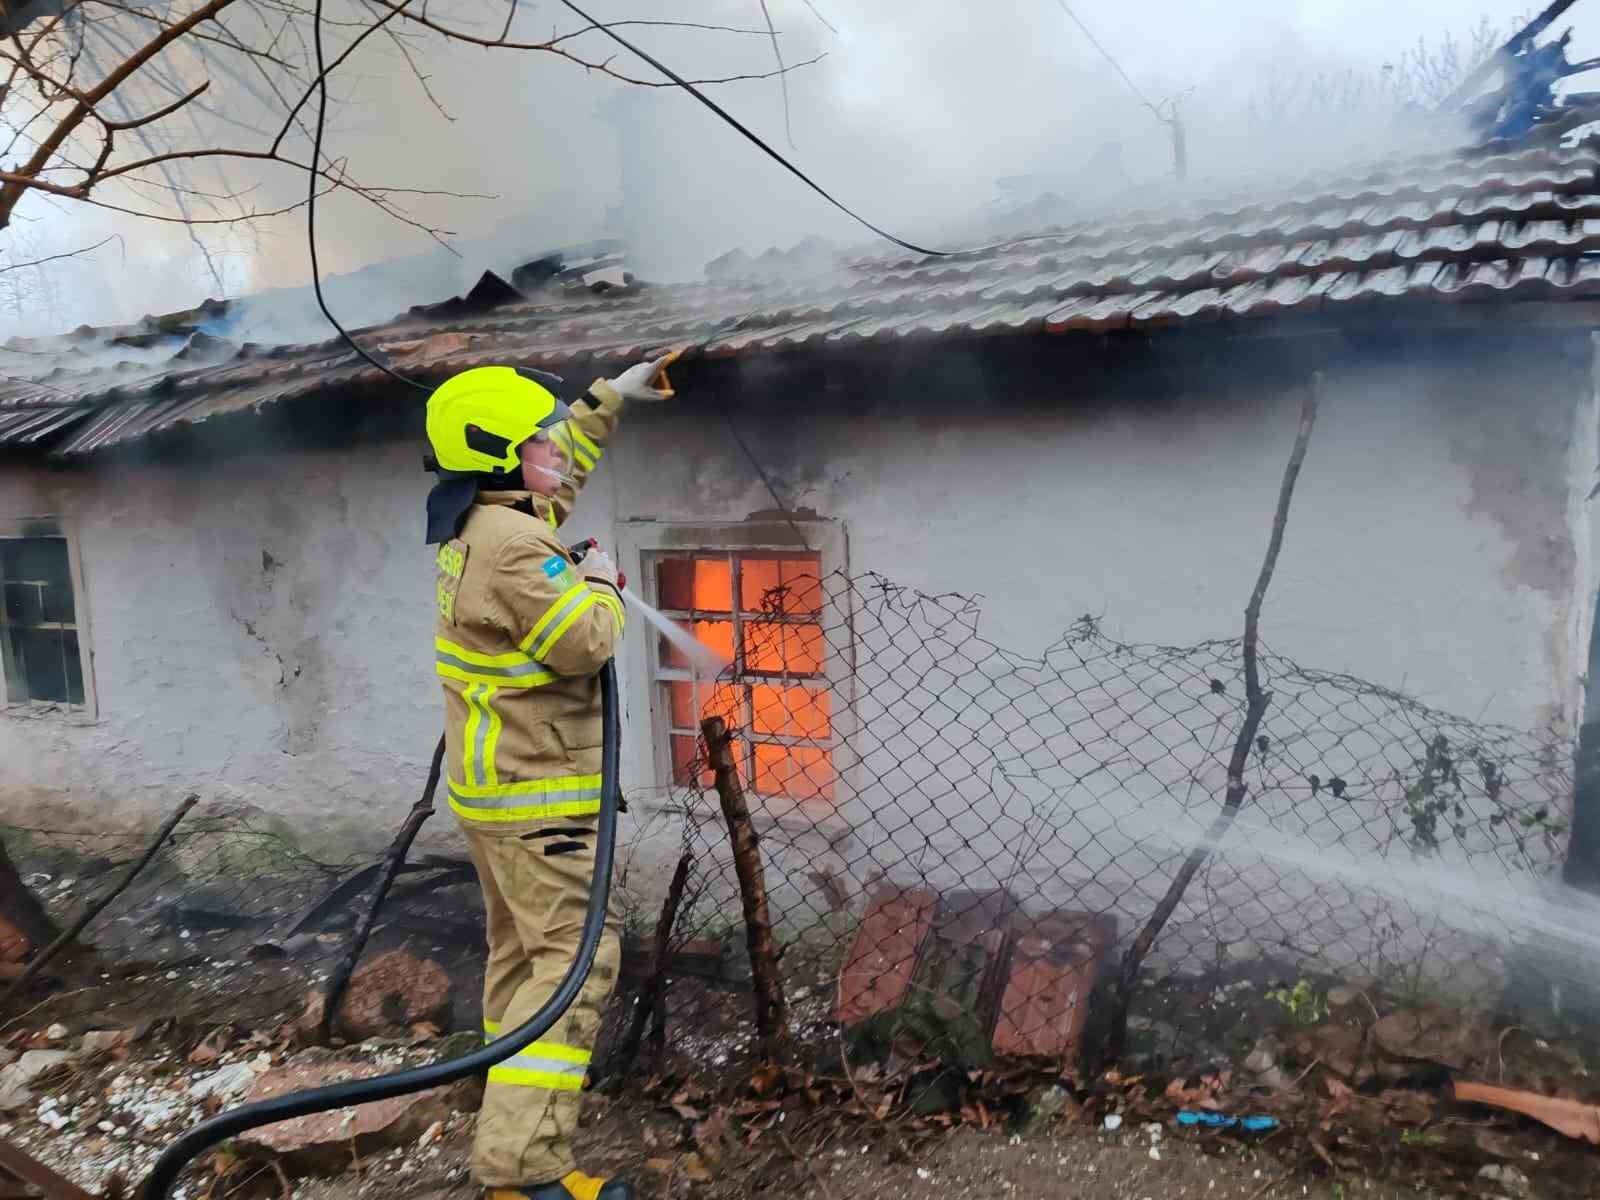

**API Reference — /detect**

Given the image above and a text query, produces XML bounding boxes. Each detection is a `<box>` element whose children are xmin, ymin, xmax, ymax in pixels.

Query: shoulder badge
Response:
<box><xmin>435</xmin><ymin>539</ymin><xmax>470</xmax><ymax>624</ymax></box>
<box><xmin>542</xmin><ymin>553</ymin><xmax>579</xmax><ymax>591</ymax></box>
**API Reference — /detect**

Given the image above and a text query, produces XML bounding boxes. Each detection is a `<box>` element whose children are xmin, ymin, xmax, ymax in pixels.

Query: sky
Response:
<box><xmin>2</xmin><ymin>0</ymin><xmax>1594</xmax><ymax>339</ymax></box>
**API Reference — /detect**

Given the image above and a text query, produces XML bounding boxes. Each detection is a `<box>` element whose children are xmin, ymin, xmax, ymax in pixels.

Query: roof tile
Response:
<box><xmin>13</xmin><ymin>134</ymin><xmax>1600</xmax><ymax>452</ymax></box>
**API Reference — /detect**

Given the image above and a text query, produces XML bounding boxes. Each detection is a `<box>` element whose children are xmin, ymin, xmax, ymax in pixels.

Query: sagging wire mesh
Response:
<box><xmin>664</xmin><ymin>570</ymin><xmax>1573</xmax><ymax>1076</ymax></box>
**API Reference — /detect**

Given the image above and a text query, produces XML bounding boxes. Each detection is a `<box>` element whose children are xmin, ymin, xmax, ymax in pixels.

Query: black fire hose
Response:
<box><xmin>138</xmin><ymin>659</ymin><xmax>622</xmax><ymax>1200</ymax></box>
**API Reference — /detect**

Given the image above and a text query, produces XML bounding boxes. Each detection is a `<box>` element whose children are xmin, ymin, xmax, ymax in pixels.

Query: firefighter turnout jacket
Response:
<box><xmin>432</xmin><ymin>378</ymin><xmax>627</xmax><ymax>829</ymax></box>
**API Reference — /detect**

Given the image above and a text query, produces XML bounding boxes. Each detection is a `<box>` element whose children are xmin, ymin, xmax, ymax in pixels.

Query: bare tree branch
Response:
<box><xmin>102</xmin><ymin>76</ymin><xmax>207</xmax><ymax>129</ymax></box>
<box><xmin>756</xmin><ymin>0</ymin><xmax>792</xmax><ymax>148</ymax></box>
<box><xmin>0</xmin><ymin>229</ymin><xmax>112</xmax><ymax>270</ymax></box>
<box><xmin>356</xmin><ymin>0</ymin><xmax>824</xmax><ymax>88</ymax></box>
<box><xmin>545</xmin><ymin>18</ymin><xmax>778</xmax><ymax>48</ymax></box>
<box><xmin>356</xmin><ymin>0</ymin><xmax>447</xmax><ymax>121</ymax></box>
<box><xmin>0</xmin><ymin>0</ymin><xmax>237</xmax><ymax>231</ymax></box>
<box><xmin>797</xmin><ymin>0</ymin><xmax>836</xmax><ymax>35</ymax></box>
<box><xmin>1</xmin><ymin>0</ymin><xmax>827</xmax><ymax>304</ymax></box>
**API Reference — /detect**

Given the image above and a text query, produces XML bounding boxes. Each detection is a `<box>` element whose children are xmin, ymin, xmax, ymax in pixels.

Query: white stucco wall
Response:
<box><xmin>0</xmin><ymin>440</ymin><xmax>616</xmax><ymax>852</ymax></box>
<box><xmin>590</xmin><ymin>341</ymin><xmax>1600</xmax><ymax>977</ymax></box>
<box><xmin>609</xmin><ymin>348</ymin><xmax>1597</xmax><ymax>743</ymax></box>
<box><xmin>1</xmin><ymin>336</ymin><xmax>1595</xmax><ymax>922</ymax></box>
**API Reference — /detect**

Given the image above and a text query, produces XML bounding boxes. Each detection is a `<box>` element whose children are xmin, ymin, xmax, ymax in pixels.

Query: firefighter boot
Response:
<box><xmin>489</xmin><ymin>1173</ymin><xmax>634</xmax><ymax>1200</ymax></box>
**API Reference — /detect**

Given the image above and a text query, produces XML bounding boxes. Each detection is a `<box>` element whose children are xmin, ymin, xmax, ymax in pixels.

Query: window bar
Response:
<box><xmin>729</xmin><ymin>554</ymin><xmax>752</xmax><ymax>789</ymax></box>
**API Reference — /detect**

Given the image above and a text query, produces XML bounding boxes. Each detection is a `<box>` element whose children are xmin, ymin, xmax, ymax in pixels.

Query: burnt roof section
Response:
<box><xmin>9</xmin><ymin>137</ymin><xmax>1600</xmax><ymax>456</ymax></box>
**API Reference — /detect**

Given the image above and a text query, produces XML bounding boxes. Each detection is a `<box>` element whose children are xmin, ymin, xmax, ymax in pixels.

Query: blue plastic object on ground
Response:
<box><xmin>1176</xmin><ymin>1111</ymin><xmax>1279</xmax><ymax>1132</ymax></box>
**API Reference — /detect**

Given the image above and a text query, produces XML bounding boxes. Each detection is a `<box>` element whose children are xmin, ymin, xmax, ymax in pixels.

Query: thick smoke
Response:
<box><xmin>0</xmin><ymin>0</ymin><xmax>1586</xmax><ymax>339</ymax></box>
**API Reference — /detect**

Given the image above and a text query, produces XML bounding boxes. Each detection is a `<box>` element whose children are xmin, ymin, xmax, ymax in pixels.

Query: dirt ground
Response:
<box><xmin>2</xmin><ymin>934</ymin><xmax>1592</xmax><ymax>1200</ymax></box>
<box><xmin>288</xmin><ymin>1093</ymin><xmax>1438</xmax><ymax>1200</ymax></box>
<box><xmin>0</xmin><ymin>1024</ymin><xmax>1577</xmax><ymax>1200</ymax></box>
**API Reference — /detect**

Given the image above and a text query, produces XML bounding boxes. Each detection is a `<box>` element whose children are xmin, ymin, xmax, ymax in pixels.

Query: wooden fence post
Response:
<box><xmin>701</xmin><ymin>716</ymin><xmax>789</xmax><ymax>1060</ymax></box>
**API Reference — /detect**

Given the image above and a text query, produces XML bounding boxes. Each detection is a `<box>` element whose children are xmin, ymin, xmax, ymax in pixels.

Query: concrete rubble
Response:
<box><xmin>236</xmin><ymin>1054</ymin><xmax>475</xmax><ymax>1170</ymax></box>
<box><xmin>0</xmin><ymin>1024</ymin><xmax>477</xmax><ymax>1196</ymax></box>
<box><xmin>295</xmin><ymin>949</ymin><xmax>453</xmax><ymax>1042</ymax></box>
<box><xmin>78</xmin><ymin>1029</ymin><xmax>132</xmax><ymax>1057</ymax></box>
<box><xmin>0</xmin><ymin>1049</ymin><xmax>71</xmax><ymax>1111</ymax></box>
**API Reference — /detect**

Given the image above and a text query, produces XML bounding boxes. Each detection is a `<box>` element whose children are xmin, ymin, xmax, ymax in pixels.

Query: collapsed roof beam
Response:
<box><xmin>1441</xmin><ymin>0</ymin><xmax>1588</xmax><ymax>110</ymax></box>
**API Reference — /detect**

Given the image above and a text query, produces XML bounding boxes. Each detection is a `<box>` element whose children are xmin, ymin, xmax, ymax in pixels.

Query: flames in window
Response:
<box><xmin>653</xmin><ymin>554</ymin><xmax>832</xmax><ymax>804</ymax></box>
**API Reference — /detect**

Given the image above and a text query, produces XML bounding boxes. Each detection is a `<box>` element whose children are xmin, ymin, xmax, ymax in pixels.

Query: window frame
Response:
<box><xmin>0</xmin><ymin>515</ymin><xmax>97</xmax><ymax>721</ymax></box>
<box><xmin>652</xmin><ymin>552</ymin><xmax>833</xmax><ymax>801</ymax></box>
<box><xmin>615</xmin><ymin>518</ymin><xmax>851</xmax><ymax>831</ymax></box>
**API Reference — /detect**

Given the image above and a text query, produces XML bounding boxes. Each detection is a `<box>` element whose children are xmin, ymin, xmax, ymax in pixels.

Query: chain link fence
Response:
<box><xmin>663</xmin><ymin>571</ymin><xmax>1576</xmax><ymax>1078</ymax></box>
<box><xmin>0</xmin><ymin>568</ymin><xmax>1581</xmax><ymax>1090</ymax></box>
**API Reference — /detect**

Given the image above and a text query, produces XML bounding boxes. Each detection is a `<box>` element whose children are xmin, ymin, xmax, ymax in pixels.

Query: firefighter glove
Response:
<box><xmin>606</xmin><ymin>354</ymin><xmax>675</xmax><ymax>403</ymax></box>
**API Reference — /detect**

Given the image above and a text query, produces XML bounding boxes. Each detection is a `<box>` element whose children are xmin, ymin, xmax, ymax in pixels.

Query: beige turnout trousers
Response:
<box><xmin>464</xmin><ymin>820</ymin><xmax>621</xmax><ymax>1186</ymax></box>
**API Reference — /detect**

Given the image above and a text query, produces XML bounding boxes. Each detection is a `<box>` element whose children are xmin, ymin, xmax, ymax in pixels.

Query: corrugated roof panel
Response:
<box><xmin>1326</xmin><ymin>229</ymin><xmax>1406</xmax><ymax>269</ymax></box>
<box><xmin>1044</xmin><ymin>292</ymin><xmax>1144</xmax><ymax>332</ymax></box>
<box><xmin>1318</xmin><ymin>267</ymin><xmax>1420</xmax><ymax>307</ymax></box>
<box><xmin>1229</xmin><ymin>208</ymin><xmax>1300</xmax><ymax>242</ymax></box>
<box><xmin>1218</xmin><ymin>242</ymin><xmax>1296</xmax><ymax>281</ymax></box>
<box><xmin>1136</xmin><ymin>286</ymin><xmax>1227</xmax><ymax>325</ymax></box>
<box><xmin>965</xmin><ymin>299</ymin><xmax>1058</xmax><ymax>334</ymax></box>
<box><xmin>1386</xmin><ymin>197</ymin><xmax>1438</xmax><ymax>225</ymax></box>
<box><xmin>10</xmin><ymin>134</ymin><xmax>1600</xmax><ymax>454</ymax></box>
<box><xmin>1395</xmin><ymin>224</ymin><xmax>1476</xmax><ymax>258</ymax></box>
<box><xmin>975</xmin><ymin>270</ymin><xmax>1061</xmax><ymax>303</ymax></box>
<box><xmin>1450</xmin><ymin>190</ymin><xmax>1513</xmax><ymax>220</ymax></box>
<box><xmin>1256</xmin><ymin>270</ymin><xmax>1341</xmax><ymax>314</ymax></box>
<box><xmin>1121</xmin><ymin>251</ymin><xmax>1196</xmax><ymax>289</ymax></box>
<box><xmin>747</xmin><ymin>316</ymin><xmax>863</xmax><ymax>351</ymax></box>
<box><xmin>1447</xmin><ymin>258</ymin><xmax>1540</xmax><ymax>295</ymax></box>
<box><xmin>821</xmin><ymin>312</ymin><xmax>918</xmax><ymax>344</ymax></box>
<box><xmin>1299</xmin><ymin>204</ymin><xmax>1362</xmax><ymax>237</ymax></box>
<box><xmin>0</xmin><ymin>406</ymin><xmax>90</xmax><ymax>445</ymax></box>
<box><xmin>1498</xmin><ymin>218</ymin><xmax>1578</xmax><ymax>250</ymax></box>
<box><xmin>1544</xmin><ymin>255</ymin><xmax>1600</xmax><ymax>291</ymax></box>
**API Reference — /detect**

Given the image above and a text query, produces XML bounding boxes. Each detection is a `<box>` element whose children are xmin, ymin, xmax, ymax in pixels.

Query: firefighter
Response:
<box><xmin>424</xmin><ymin>356</ymin><xmax>674</xmax><ymax>1200</ymax></box>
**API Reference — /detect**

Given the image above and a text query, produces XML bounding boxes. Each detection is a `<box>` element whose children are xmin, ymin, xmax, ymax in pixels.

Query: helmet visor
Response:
<box><xmin>524</xmin><ymin>422</ymin><xmax>579</xmax><ymax>492</ymax></box>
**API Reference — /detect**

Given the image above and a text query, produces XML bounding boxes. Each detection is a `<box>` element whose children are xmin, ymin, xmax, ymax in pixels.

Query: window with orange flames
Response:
<box><xmin>650</xmin><ymin>553</ymin><xmax>833</xmax><ymax>806</ymax></box>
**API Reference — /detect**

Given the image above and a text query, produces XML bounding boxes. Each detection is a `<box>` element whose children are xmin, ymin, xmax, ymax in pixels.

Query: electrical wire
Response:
<box><xmin>722</xmin><ymin>399</ymin><xmax>811</xmax><ymax>551</ymax></box>
<box><xmin>308</xmin><ymin>0</ymin><xmax>429</xmax><ymax>393</ymax></box>
<box><xmin>1049</xmin><ymin>0</ymin><xmax>1158</xmax><ymax>112</ymax></box>
<box><xmin>544</xmin><ymin>0</ymin><xmax>1077</xmax><ymax>260</ymax></box>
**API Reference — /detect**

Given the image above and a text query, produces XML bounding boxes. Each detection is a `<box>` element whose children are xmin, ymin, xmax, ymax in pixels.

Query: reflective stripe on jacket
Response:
<box><xmin>433</xmin><ymin>379</ymin><xmax>626</xmax><ymax>828</ymax></box>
